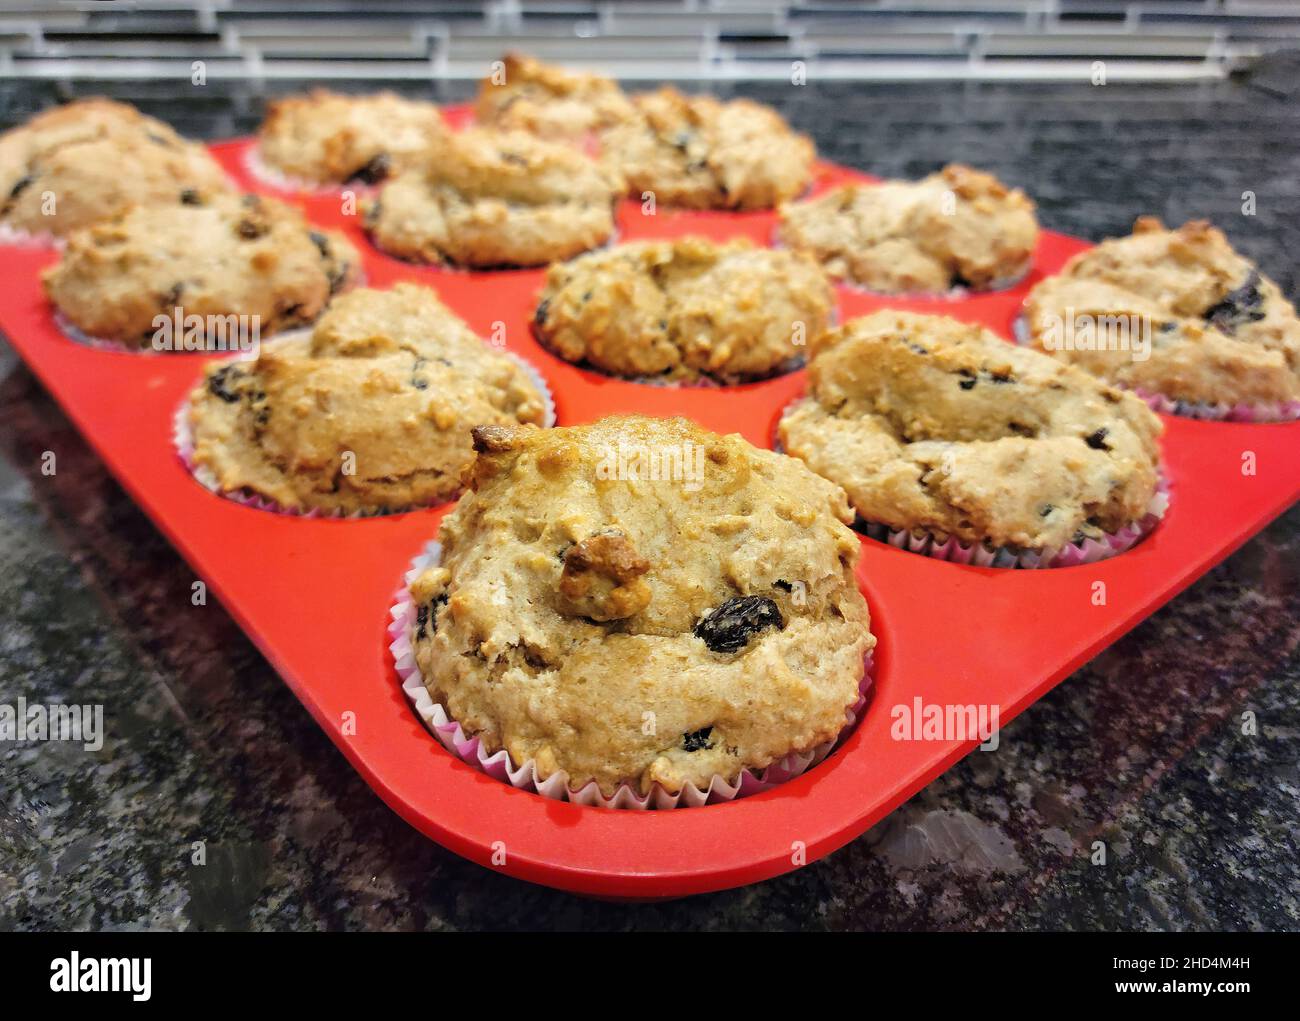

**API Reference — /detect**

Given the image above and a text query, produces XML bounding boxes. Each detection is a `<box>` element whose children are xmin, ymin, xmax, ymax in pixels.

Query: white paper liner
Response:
<box><xmin>243</xmin><ymin>142</ymin><xmax>376</xmax><ymax>197</ymax></box>
<box><xmin>0</xmin><ymin>222</ymin><xmax>63</xmax><ymax>249</ymax></box>
<box><xmin>1012</xmin><ymin>313</ymin><xmax>1300</xmax><ymax>424</ymax></box>
<box><xmin>389</xmin><ymin>539</ymin><xmax>876</xmax><ymax>810</ymax></box>
<box><xmin>774</xmin><ymin>398</ymin><xmax>1171</xmax><ymax>569</ymax></box>
<box><xmin>172</xmin><ymin>349</ymin><xmax>555</xmax><ymax>517</ymax></box>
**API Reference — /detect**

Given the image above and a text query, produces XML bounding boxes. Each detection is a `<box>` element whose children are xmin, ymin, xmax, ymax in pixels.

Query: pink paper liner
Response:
<box><xmin>773</xmin><ymin>399</ymin><xmax>1171</xmax><ymax>569</ymax></box>
<box><xmin>857</xmin><ymin>476</ymin><xmax>1169</xmax><ymax>569</ymax></box>
<box><xmin>172</xmin><ymin>348</ymin><xmax>556</xmax><ymax>518</ymax></box>
<box><xmin>1012</xmin><ymin>313</ymin><xmax>1300</xmax><ymax>424</ymax></box>
<box><xmin>389</xmin><ymin>539</ymin><xmax>876</xmax><ymax>810</ymax></box>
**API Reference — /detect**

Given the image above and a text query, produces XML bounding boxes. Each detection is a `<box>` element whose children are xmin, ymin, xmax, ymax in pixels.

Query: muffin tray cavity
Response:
<box><xmin>2</xmin><ymin>120</ymin><xmax>1297</xmax><ymax>899</ymax></box>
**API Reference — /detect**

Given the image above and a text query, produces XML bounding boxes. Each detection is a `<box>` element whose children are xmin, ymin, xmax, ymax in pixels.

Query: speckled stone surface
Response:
<box><xmin>1</xmin><ymin>77</ymin><xmax>1298</xmax><ymax>931</ymax></box>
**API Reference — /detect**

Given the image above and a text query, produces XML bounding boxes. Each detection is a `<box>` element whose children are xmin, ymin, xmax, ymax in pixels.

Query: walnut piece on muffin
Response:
<box><xmin>474</xmin><ymin>53</ymin><xmax>635</xmax><ymax>142</ymax></box>
<box><xmin>257</xmin><ymin>89</ymin><xmax>447</xmax><ymax>186</ymax></box>
<box><xmin>779</xmin><ymin>311</ymin><xmax>1163</xmax><ymax>553</ymax></box>
<box><xmin>778</xmin><ymin>164</ymin><xmax>1039</xmax><ymax>294</ymax></box>
<box><xmin>362</xmin><ymin>127</ymin><xmax>623</xmax><ymax>268</ymax></box>
<box><xmin>534</xmin><ymin>237</ymin><xmax>834</xmax><ymax>383</ymax></box>
<box><xmin>407</xmin><ymin>414</ymin><xmax>874</xmax><ymax>797</ymax></box>
<box><xmin>42</xmin><ymin>192</ymin><xmax>360</xmax><ymax>347</ymax></box>
<box><xmin>599</xmin><ymin>87</ymin><xmax>815</xmax><ymax>210</ymax></box>
<box><xmin>186</xmin><ymin>283</ymin><xmax>548</xmax><ymax>514</ymax></box>
<box><xmin>0</xmin><ymin>97</ymin><xmax>234</xmax><ymax>238</ymax></box>
<box><xmin>1024</xmin><ymin>217</ymin><xmax>1300</xmax><ymax>408</ymax></box>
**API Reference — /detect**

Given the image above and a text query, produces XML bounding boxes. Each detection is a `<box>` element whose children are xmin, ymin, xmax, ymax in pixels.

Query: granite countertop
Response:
<box><xmin>1</xmin><ymin>76</ymin><xmax>1298</xmax><ymax>931</ymax></box>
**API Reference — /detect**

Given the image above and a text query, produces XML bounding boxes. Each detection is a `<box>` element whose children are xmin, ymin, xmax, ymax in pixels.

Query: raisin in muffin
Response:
<box><xmin>778</xmin><ymin>311</ymin><xmax>1163</xmax><ymax>555</ymax></box>
<box><xmin>406</xmin><ymin>415</ymin><xmax>874</xmax><ymax>797</ymax></box>
<box><xmin>363</xmin><ymin>127</ymin><xmax>622</xmax><ymax>268</ymax></box>
<box><xmin>0</xmin><ymin>97</ymin><xmax>233</xmax><ymax>239</ymax></box>
<box><xmin>599</xmin><ymin>87</ymin><xmax>814</xmax><ymax>210</ymax></box>
<box><xmin>475</xmin><ymin>53</ymin><xmax>635</xmax><ymax>142</ymax></box>
<box><xmin>43</xmin><ymin>193</ymin><xmax>359</xmax><ymax>347</ymax></box>
<box><xmin>1023</xmin><ymin>217</ymin><xmax>1300</xmax><ymax>412</ymax></box>
<box><xmin>257</xmin><ymin>89</ymin><xmax>446</xmax><ymax>186</ymax></box>
<box><xmin>186</xmin><ymin>283</ymin><xmax>549</xmax><ymax>514</ymax></box>
<box><xmin>534</xmin><ymin>237</ymin><xmax>833</xmax><ymax>383</ymax></box>
<box><xmin>778</xmin><ymin>164</ymin><xmax>1039</xmax><ymax>294</ymax></box>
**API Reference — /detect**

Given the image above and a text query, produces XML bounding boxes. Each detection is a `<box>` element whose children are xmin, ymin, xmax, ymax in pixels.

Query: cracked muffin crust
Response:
<box><xmin>599</xmin><ymin>87</ymin><xmax>815</xmax><ymax>210</ymax></box>
<box><xmin>534</xmin><ymin>237</ymin><xmax>834</xmax><ymax>383</ymax></box>
<box><xmin>407</xmin><ymin>414</ymin><xmax>874</xmax><ymax>797</ymax></box>
<box><xmin>0</xmin><ymin>97</ymin><xmax>233</xmax><ymax>239</ymax></box>
<box><xmin>778</xmin><ymin>311</ymin><xmax>1163</xmax><ymax>552</ymax></box>
<box><xmin>186</xmin><ymin>283</ymin><xmax>549</xmax><ymax>514</ymax></box>
<box><xmin>362</xmin><ymin>127</ymin><xmax>623</xmax><ymax>268</ymax></box>
<box><xmin>43</xmin><ymin>192</ymin><xmax>360</xmax><ymax>346</ymax></box>
<box><xmin>256</xmin><ymin>89</ymin><xmax>447</xmax><ymax>186</ymax></box>
<box><xmin>778</xmin><ymin>164</ymin><xmax>1039</xmax><ymax>294</ymax></box>
<box><xmin>1023</xmin><ymin>217</ymin><xmax>1300</xmax><ymax>409</ymax></box>
<box><xmin>475</xmin><ymin>53</ymin><xmax>635</xmax><ymax>143</ymax></box>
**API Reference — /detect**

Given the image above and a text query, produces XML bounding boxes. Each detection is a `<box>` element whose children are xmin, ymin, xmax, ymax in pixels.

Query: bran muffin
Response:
<box><xmin>406</xmin><ymin>415</ymin><xmax>875</xmax><ymax>797</ymax></box>
<box><xmin>363</xmin><ymin>127</ymin><xmax>623</xmax><ymax>268</ymax></box>
<box><xmin>256</xmin><ymin>89</ymin><xmax>447</xmax><ymax>187</ymax></box>
<box><xmin>43</xmin><ymin>192</ymin><xmax>360</xmax><ymax>347</ymax></box>
<box><xmin>0</xmin><ymin>97</ymin><xmax>233</xmax><ymax>239</ymax></box>
<box><xmin>1023</xmin><ymin>217</ymin><xmax>1300</xmax><ymax>412</ymax></box>
<box><xmin>185</xmin><ymin>283</ymin><xmax>549</xmax><ymax>514</ymax></box>
<box><xmin>778</xmin><ymin>311</ymin><xmax>1163</xmax><ymax>555</ymax></box>
<box><xmin>778</xmin><ymin>164</ymin><xmax>1039</xmax><ymax>294</ymax></box>
<box><xmin>474</xmin><ymin>53</ymin><xmax>635</xmax><ymax>143</ymax></box>
<box><xmin>600</xmin><ymin>87</ymin><xmax>814</xmax><ymax>210</ymax></box>
<box><xmin>534</xmin><ymin>237</ymin><xmax>834</xmax><ymax>383</ymax></box>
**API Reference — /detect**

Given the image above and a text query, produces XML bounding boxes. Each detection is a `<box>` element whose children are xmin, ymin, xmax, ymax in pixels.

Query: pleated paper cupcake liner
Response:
<box><xmin>774</xmin><ymin>400</ymin><xmax>1170</xmax><ymax>569</ymax></box>
<box><xmin>242</xmin><ymin>143</ymin><xmax>376</xmax><ymax>197</ymax></box>
<box><xmin>1011</xmin><ymin>313</ymin><xmax>1300</xmax><ymax>424</ymax></box>
<box><xmin>856</xmin><ymin>476</ymin><xmax>1169</xmax><ymax>569</ymax></box>
<box><xmin>0</xmin><ymin>222</ymin><xmax>63</xmax><ymax>249</ymax></box>
<box><xmin>389</xmin><ymin>539</ymin><xmax>875</xmax><ymax>810</ymax></box>
<box><xmin>172</xmin><ymin>350</ymin><xmax>555</xmax><ymax>518</ymax></box>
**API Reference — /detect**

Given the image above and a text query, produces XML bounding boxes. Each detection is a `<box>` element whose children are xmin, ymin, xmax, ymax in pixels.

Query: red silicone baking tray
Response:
<box><xmin>2</xmin><ymin>112</ymin><xmax>1297</xmax><ymax>899</ymax></box>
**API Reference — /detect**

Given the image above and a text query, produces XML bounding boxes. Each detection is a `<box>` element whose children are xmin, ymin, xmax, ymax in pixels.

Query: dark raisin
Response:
<box><xmin>1204</xmin><ymin>270</ymin><xmax>1265</xmax><ymax>335</ymax></box>
<box><xmin>682</xmin><ymin>727</ymin><xmax>713</xmax><ymax>752</ymax></box>
<box><xmin>326</xmin><ymin>262</ymin><xmax>349</xmax><ymax>295</ymax></box>
<box><xmin>1039</xmin><ymin>504</ymin><xmax>1054</xmax><ymax>517</ymax></box>
<box><xmin>308</xmin><ymin>231</ymin><xmax>332</xmax><ymax>259</ymax></box>
<box><xmin>959</xmin><ymin>378</ymin><xmax>977</xmax><ymax>391</ymax></box>
<box><xmin>207</xmin><ymin>364</ymin><xmax>246</xmax><ymax>404</ymax></box>
<box><xmin>990</xmin><ymin>371</ymin><xmax>1014</xmax><ymax>384</ymax></box>
<box><xmin>179</xmin><ymin>188</ymin><xmax>201</xmax><ymax>206</ymax></box>
<box><xmin>499</xmin><ymin>151</ymin><xmax>528</xmax><ymax>168</ymax></box>
<box><xmin>351</xmin><ymin>153</ymin><xmax>392</xmax><ymax>185</ymax></box>
<box><xmin>9</xmin><ymin>174</ymin><xmax>34</xmax><ymax>200</ymax></box>
<box><xmin>160</xmin><ymin>282</ymin><xmax>183</xmax><ymax>308</ymax></box>
<box><xmin>907</xmin><ymin>342</ymin><xmax>930</xmax><ymax>355</ymax></box>
<box><xmin>693</xmin><ymin>596</ymin><xmax>784</xmax><ymax>654</ymax></box>
<box><xmin>1085</xmin><ymin>428</ymin><xmax>1111</xmax><ymax>451</ymax></box>
<box><xmin>237</xmin><ymin>218</ymin><xmax>267</xmax><ymax>240</ymax></box>
<box><xmin>1159</xmin><ymin>321</ymin><xmax>1177</xmax><ymax>333</ymax></box>
<box><xmin>533</xmin><ymin>298</ymin><xmax>550</xmax><ymax>327</ymax></box>
<box><xmin>415</xmin><ymin>594</ymin><xmax>448</xmax><ymax>641</ymax></box>
<box><xmin>774</xmin><ymin>579</ymin><xmax>793</xmax><ymax>592</ymax></box>
<box><xmin>1008</xmin><ymin>421</ymin><xmax>1034</xmax><ymax>437</ymax></box>
<box><xmin>146</xmin><ymin>131</ymin><xmax>172</xmax><ymax>147</ymax></box>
